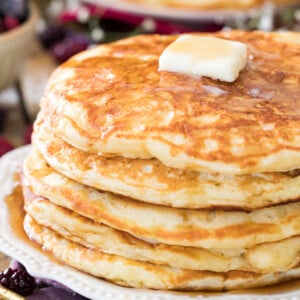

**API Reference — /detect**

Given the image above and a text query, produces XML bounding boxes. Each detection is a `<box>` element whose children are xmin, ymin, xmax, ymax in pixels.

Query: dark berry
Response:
<box><xmin>0</xmin><ymin>109</ymin><xmax>6</xmax><ymax>131</ymax></box>
<box><xmin>51</xmin><ymin>34</ymin><xmax>89</xmax><ymax>63</ymax></box>
<box><xmin>0</xmin><ymin>0</ymin><xmax>28</xmax><ymax>23</ymax></box>
<box><xmin>0</xmin><ymin>267</ymin><xmax>36</xmax><ymax>296</ymax></box>
<box><xmin>39</xmin><ymin>24</ymin><xmax>67</xmax><ymax>49</ymax></box>
<box><xmin>3</xmin><ymin>15</ymin><xmax>19</xmax><ymax>31</ymax></box>
<box><xmin>0</xmin><ymin>136</ymin><xmax>14</xmax><ymax>157</ymax></box>
<box><xmin>0</xmin><ymin>19</ymin><xmax>5</xmax><ymax>33</ymax></box>
<box><xmin>99</xmin><ymin>18</ymin><xmax>137</xmax><ymax>33</ymax></box>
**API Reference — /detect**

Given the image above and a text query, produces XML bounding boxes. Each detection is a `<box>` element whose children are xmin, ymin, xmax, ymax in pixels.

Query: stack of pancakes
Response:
<box><xmin>21</xmin><ymin>30</ymin><xmax>300</xmax><ymax>291</ymax></box>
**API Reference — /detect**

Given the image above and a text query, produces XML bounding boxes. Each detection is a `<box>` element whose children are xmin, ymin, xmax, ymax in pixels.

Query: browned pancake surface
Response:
<box><xmin>22</xmin><ymin>147</ymin><xmax>300</xmax><ymax>249</ymax></box>
<box><xmin>42</xmin><ymin>31</ymin><xmax>300</xmax><ymax>173</ymax></box>
<box><xmin>33</xmin><ymin>115</ymin><xmax>300</xmax><ymax>209</ymax></box>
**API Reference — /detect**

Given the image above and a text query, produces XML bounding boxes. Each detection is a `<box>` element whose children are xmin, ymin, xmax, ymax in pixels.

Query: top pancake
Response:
<box><xmin>41</xmin><ymin>31</ymin><xmax>300</xmax><ymax>174</ymax></box>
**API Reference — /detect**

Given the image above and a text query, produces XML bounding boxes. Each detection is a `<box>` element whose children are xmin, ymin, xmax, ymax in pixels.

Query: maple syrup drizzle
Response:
<box><xmin>4</xmin><ymin>175</ymin><xmax>59</xmax><ymax>262</ymax></box>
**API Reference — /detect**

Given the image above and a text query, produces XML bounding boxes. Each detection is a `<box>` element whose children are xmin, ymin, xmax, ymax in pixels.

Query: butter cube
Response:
<box><xmin>158</xmin><ymin>34</ymin><xmax>247</xmax><ymax>83</ymax></box>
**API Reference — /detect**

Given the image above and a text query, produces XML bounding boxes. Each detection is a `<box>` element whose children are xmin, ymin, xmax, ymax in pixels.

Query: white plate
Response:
<box><xmin>85</xmin><ymin>0</ymin><xmax>255</xmax><ymax>21</ymax></box>
<box><xmin>0</xmin><ymin>146</ymin><xmax>300</xmax><ymax>300</ymax></box>
<box><xmin>86</xmin><ymin>0</ymin><xmax>300</xmax><ymax>23</ymax></box>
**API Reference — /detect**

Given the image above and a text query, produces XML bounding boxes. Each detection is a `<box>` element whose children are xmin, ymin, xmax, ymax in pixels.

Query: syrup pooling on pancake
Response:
<box><xmin>41</xmin><ymin>31</ymin><xmax>300</xmax><ymax>174</ymax></box>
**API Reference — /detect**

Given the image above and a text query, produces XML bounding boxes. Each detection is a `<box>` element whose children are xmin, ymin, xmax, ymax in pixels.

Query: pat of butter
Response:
<box><xmin>158</xmin><ymin>35</ymin><xmax>247</xmax><ymax>82</ymax></box>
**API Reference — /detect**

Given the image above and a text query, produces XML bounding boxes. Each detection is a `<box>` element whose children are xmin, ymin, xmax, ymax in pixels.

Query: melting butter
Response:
<box><xmin>158</xmin><ymin>34</ymin><xmax>247</xmax><ymax>83</ymax></box>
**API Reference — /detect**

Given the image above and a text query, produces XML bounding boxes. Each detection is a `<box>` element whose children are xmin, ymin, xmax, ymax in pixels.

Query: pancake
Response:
<box><xmin>122</xmin><ymin>0</ymin><xmax>299</xmax><ymax>10</ymax></box>
<box><xmin>23</xmin><ymin>189</ymin><xmax>300</xmax><ymax>274</ymax></box>
<box><xmin>33</xmin><ymin>114</ymin><xmax>300</xmax><ymax>210</ymax></box>
<box><xmin>40</xmin><ymin>30</ymin><xmax>300</xmax><ymax>174</ymax></box>
<box><xmin>24</xmin><ymin>214</ymin><xmax>300</xmax><ymax>291</ymax></box>
<box><xmin>23</xmin><ymin>147</ymin><xmax>300</xmax><ymax>249</ymax></box>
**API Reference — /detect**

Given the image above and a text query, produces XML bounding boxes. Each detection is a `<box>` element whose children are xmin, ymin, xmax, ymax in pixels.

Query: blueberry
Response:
<box><xmin>0</xmin><ymin>267</ymin><xmax>36</xmax><ymax>296</ymax></box>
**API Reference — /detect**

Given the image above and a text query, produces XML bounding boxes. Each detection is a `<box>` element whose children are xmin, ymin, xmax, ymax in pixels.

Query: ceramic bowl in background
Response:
<box><xmin>0</xmin><ymin>2</ymin><xmax>39</xmax><ymax>91</ymax></box>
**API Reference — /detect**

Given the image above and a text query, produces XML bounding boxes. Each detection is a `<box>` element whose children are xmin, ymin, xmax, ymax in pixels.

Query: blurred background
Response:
<box><xmin>0</xmin><ymin>0</ymin><xmax>299</xmax><ymax>155</ymax></box>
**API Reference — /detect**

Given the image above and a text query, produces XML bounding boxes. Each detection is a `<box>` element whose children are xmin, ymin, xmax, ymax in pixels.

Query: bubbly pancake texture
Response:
<box><xmin>33</xmin><ymin>115</ymin><xmax>300</xmax><ymax>209</ymax></box>
<box><xmin>41</xmin><ymin>31</ymin><xmax>300</xmax><ymax>174</ymax></box>
<box><xmin>23</xmin><ymin>148</ymin><xmax>300</xmax><ymax>249</ymax></box>
<box><xmin>23</xmin><ymin>189</ymin><xmax>300</xmax><ymax>274</ymax></box>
